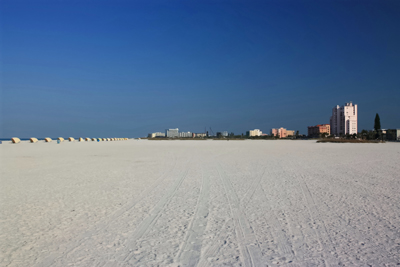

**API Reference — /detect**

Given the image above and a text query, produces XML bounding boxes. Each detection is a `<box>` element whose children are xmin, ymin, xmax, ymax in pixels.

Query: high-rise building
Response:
<box><xmin>330</xmin><ymin>102</ymin><xmax>358</xmax><ymax>136</ymax></box>
<box><xmin>166</xmin><ymin>128</ymin><xmax>179</xmax><ymax>138</ymax></box>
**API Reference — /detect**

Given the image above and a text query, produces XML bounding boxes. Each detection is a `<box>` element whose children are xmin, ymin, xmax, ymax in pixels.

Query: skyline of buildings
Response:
<box><xmin>150</xmin><ymin>128</ymin><xmax>297</xmax><ymax>139</ymax></box>
<box><xmin>145</xmin><ymin>102</ymin><xmax>399</xmax><ymax>140</ymax></box>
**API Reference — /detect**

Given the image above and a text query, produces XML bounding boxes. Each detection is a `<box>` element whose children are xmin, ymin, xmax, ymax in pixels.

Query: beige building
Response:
<box><xmin>286</xmin><ymin>130</ymin><xmax>295</xmax><ymax>137</ymax></box>
<box><xmin>271</xmin><ymin>128</ymin><xmax>294</xmax><ymax>138</ymax></box>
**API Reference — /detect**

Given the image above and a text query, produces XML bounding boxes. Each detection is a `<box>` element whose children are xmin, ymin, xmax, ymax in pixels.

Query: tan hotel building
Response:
<box><xmin>271</xmin><ymin>128</ymin><xmax>295</xmax><ymax>138</ymax></box>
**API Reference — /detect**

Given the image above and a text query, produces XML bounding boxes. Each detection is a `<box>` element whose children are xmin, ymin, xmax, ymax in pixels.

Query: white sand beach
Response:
<box><xmin>1</xmin><ymin>140</ymin><xmax>399</xmax><ymax>266</ymax></box>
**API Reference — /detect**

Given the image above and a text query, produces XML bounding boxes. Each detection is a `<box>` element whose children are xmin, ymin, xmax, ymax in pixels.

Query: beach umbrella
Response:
<box><xmin>11</xmin><ymin>137</ymin><xmax>21</xmax><ymax>144</ymax></box>
<box><xmin>30</xmin><ymin>138</ymin><xmax>38</xmax><ymax>143</ymax></box>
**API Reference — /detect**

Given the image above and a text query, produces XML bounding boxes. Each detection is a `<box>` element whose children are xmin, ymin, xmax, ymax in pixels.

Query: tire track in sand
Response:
<box><xmin>293</xmin><ymin>172</ymin><xmax>338</xmax><ymax>267</ymax></box>
<box><xmin>196</xmin><ymin>219</ymin><xmax>233</xmax><ymax>267</ymax></box>
<box><xmin>303</xmin><ymin>163</ymin><xmax>400</xmax><ymax>264</ymax></box>
<box><xmin>257</xmin><ymin>181</ymin><xmax>295</xmax><ymax>263</ymax></box>
<box><xmin>237</xmin><ymin>161</ymin><xmax>296</xmax><ymax>264</ymax></box>
<box><xmin>36</xmin><ymin>153</ymin><xmax>179</xmax><ymax>267</ymax></box>
<box><xmin>174</xmin><ymin>163</ymin><xmax>211</xmax><ymax>266</ymax></box>
<box><xmin>241</xmin><ymin>165</ymin><xmax>266</xmax><ymax>207</ymax></box>
<box><xmin>217</xmin><ymin>164</ymin><xmax>264</xmax><ymax>267</ymax></box>
<box><xmin>119</xmin><ymin>160</ymin><xmax>191</xmax><ymax>263</ymax></box>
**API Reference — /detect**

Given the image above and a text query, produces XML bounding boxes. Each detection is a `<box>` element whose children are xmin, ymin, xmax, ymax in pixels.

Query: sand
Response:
<box><xmin>1</xmin><ymin>140</ymin><xmax>399</xmax><ymax>266</ymax></box>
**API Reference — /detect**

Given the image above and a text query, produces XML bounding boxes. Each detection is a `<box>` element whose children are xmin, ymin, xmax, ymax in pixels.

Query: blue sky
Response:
<box><xmin>1</xmin><ymin>0</ymin><xmax>399</xmax><ymax>138</ymax></box>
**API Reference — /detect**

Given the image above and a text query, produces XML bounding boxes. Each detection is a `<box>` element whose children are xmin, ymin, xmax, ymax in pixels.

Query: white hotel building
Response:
<box><xmin>247</xmin><ymin>129</ymin><xmax>262</xmax><ymax>137</ymax></box>
<box><xmin>179</xmin><ymin>131</ymin><xmax>192</xmax><ymax>138</ymax></box>
<box><xmin>330</xmin><ymin>102</ymin><xmax>358</xmax><ymax>136</ymax></box>
<box><xmin>166</xmin><ymin>128</ymin><xmax>179</xmax><ymax>138</ymax></box>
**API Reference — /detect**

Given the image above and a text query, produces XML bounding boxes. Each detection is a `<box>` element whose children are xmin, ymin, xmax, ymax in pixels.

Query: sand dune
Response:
<box><xmin>1</xmin><ymin>140</ymin><xmax>399</xmax><ymax>266</ymax></box>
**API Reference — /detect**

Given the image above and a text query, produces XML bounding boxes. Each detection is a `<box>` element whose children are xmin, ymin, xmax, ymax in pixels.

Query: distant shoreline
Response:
<box><xmin>317</xmin><ymin>139</ymin><xmax>384</xmax><ymax>143</ymax></box>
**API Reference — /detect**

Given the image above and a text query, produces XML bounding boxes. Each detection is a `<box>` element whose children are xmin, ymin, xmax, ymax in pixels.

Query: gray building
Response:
<box><xmin>166</xmin><ymin>128</ymin><xmax>179</xmax><ymax>138</ymax></box>
<box><xmin>216</xmin><ymin>131</ymin><xmax>229</xmax><ymax>138</ymax></box>
<box><xmin>386</xmin><ymin>129</ymin><xmax>400</xmax><ymax>141</ymax></box>
<box><xmin>179</xmin><ymin>131</ymin><xmax>192</xmax><ymax>138</ymax></box>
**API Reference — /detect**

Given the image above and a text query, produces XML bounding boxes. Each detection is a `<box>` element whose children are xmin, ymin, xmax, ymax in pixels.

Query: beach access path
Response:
<box><xmin>1</xmin><ymin>140</ymin><xmax>399</xmax><ymax>266</ymax></box>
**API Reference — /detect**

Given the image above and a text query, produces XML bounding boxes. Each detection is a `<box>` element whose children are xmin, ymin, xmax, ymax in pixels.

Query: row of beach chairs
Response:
<box><xmin>10</xmin><ymin>137</ymin><xmax>129</xmax><ymax>143</ymax></box>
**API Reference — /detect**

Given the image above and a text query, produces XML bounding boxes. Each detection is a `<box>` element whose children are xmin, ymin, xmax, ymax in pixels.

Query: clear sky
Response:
<box><xmin>1</xmin><ymin>0</ymin><xmax>399</xmax><ymax>138</ymax></box>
